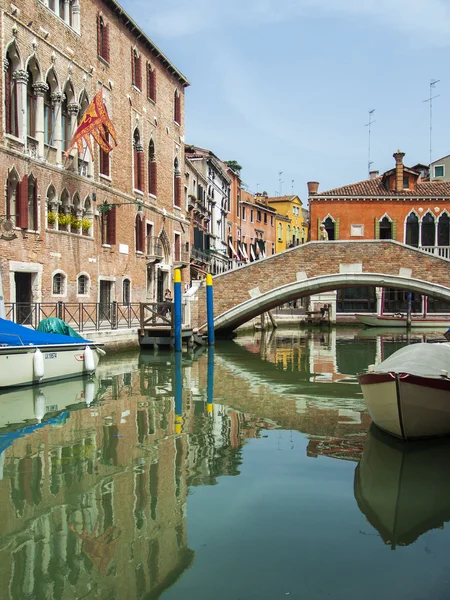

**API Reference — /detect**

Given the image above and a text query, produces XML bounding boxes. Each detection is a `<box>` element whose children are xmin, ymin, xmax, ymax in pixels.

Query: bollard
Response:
<box><xmin>174</xmin><ymin>351</ymin><xmax>183</xmax><ymax>434</ymax></box>
<box><xmin>174</xmin><ymin>269</ymin><xmax>182</xmax><ymax>352</ymax></box>
<box><xmin>206</xmin><ymin>347</ymin><xmax>214</xmax><ymax>415</ymax></box>
<box><xmin>206</xmin><ymin>273</ymin><xmax>215</xmax><ymax>346</ymax></box>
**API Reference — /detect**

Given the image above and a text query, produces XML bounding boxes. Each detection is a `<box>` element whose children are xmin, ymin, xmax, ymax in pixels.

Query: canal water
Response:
<box><xmin>1</xmin><ymin>326</ymin><xmax>449</xmax><ymax>599</ymax></box>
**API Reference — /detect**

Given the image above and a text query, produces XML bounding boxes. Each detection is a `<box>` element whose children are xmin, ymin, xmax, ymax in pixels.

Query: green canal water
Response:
<box><xmin>1</xmin><ymin>326</ymin><xmax>450</xmax><ymax>599</ymax></box>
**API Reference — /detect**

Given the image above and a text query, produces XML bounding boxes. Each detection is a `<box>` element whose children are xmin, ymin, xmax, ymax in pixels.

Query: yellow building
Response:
<box><xmin>267</xmin><ymin>195</ymin><xmax>307</xmax><ymax>252</ymax></box>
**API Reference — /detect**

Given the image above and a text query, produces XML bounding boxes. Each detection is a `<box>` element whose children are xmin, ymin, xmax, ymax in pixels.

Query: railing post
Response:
<box><xmin>57</xmin><ymin>301</ymin><xmax>63</xmax><ymax>320</ymax></box>
<box><xmin>111</xmin><ymin>301</ymin><xmax>118</xmax><ymax>330</ymax></box>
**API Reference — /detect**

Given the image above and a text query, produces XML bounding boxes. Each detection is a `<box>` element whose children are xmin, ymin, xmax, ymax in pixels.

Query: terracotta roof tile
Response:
<box><xmin>317</xmin><ymin>176</ymin><xmax>450</xmax><ymax>197</ymax></box>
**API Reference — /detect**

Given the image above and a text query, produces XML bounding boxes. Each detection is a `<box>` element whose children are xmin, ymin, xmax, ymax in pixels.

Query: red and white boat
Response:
<box><xmin>357</xmin><ymin>342</ymin><xmax>450</xmax><ymax>440</ymax></box>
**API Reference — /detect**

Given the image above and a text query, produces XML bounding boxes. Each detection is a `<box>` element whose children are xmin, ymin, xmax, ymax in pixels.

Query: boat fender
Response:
<box><xmin>34</xmin><ymin>392</ymin><xmax>46</xmax><ymax>423</ymax></box>
<box><xmin>84</xmin><ymin>345</ymin><xmax>95</xmax><ymax>373</ymax></box>
<box><xmin>33</xmin><ymin>348</ymin><xmax>45</xmax><ymax>379</ymax></box>
<box><xmin>84</xmin><ymin>380</ymin><xmax>95</xmax><ymax>406</ymax></box>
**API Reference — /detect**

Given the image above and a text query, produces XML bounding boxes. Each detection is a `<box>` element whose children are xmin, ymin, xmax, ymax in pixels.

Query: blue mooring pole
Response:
<box><xmin>174</xmin><ymin>351</ymin><xmax>183</xmax><ymax>434</ymax></box>
<box><xmin>174</xmin><ymin>269</ymin><xmax>182</xmax><ymax>352</ymax></box>
<box><xmin>206</xmin><ymin>347</ymin><xmax>214</xmax><ymax>415</ymax></box>
<box><xmin>206</xmin><ymin>273</ymin><xmax>215</xmax><ymax>346</ymax></box>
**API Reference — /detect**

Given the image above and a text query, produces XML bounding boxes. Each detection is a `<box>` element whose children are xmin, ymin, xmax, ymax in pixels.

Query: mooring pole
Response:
<box><xmin>206</xmin><ymin>273</ymin><xmax>215</xmax><ymax>346</ymax></box>
<box><xmin>174</xmin><ymin>351</ymin><xmax>183</xmax><ymax>434</ymax></box>
<box><xmin>207</xmin><ymin>347</ymin><xmax>214</xmax><ymax>415</ymax></box>
<box><xmin>407</xmin><ymin>291</ymin><xmax>412</xmax><ymax>329</ymax></box>
<box><xmin>174</xmin><ymin>269</ymin><xmax>182</xmax><ymax>352</ymax></box>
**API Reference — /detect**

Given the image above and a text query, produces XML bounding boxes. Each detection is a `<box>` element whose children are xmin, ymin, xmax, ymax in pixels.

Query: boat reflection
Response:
<box><xmin>354</xmin><ymin>425</ymin><xmax>450</xmax><ymax>548</ymax></box>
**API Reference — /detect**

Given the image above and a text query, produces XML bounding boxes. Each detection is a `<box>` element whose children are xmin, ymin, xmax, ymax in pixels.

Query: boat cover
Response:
<box><xmin>0</xmin><ymin>318</ymin><xmax>92</xmax><ymax>347</ymax></box>
<box><xmin>37</xmin><ymin>317</ymin><xmax>84</xmax><ymax>338</ymax></box>
<box><xmin>373</xmin><ymin>342</ymin><xmax>450</xmax><ymax>378</ymax></box>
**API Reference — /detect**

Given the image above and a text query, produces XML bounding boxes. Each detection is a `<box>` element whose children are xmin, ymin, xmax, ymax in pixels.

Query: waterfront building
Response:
<box><xmin>0</xmin><ymin>0</ymin><xmax>190</xmax><ymax>316</ymax></box>
<box><xmin>185</xmin><ymin>158</ymin><xmax>210</xmax><ymax>282</ymax></box>
<box><xmin>266</xmin><ymin>194</ymin><xmax>306</xmax><ymax>252</ymax></box>
<box><xmin>238</xmin><ymin>190</ymin><xmax>277</xmax><ymax>261</ymax></box>
<box><xmin>308</xmin><ymin>151</ymin><xmax>450</xmax><ymax>314</ymax></box>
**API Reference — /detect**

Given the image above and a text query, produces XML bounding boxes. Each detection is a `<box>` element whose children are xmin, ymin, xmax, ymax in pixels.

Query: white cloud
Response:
<box><xmin>123</xmin><ymin>0</ymin><xmax>450</xmax><ymax>44</ymax></box>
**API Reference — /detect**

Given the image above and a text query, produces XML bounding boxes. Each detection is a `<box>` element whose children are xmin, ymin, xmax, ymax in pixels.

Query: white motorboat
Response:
<box><xmin>0</xmin><ymin>318</ymin><xmax>104</xmax><ymax>389</ymax></box>
<box><xmin>357</xmin><ymin>342</ymin><xmax>450</xmax><ymax>440</ymax></box>
<box><xmin>355</xmin><ymin>314</ymin><xmax>450</xmax><ymax>329</ymax></box>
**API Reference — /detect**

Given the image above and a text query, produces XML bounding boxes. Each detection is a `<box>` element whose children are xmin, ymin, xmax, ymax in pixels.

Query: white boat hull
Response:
<box><xmin>0</xmin><ymin>344</ymin><xmax>102</xmax><ymax>389</ymax></box>
<box><xmin>355</xmin><ymin>314</ymin><xmax>450</xmax><ymax>329</ymax></box>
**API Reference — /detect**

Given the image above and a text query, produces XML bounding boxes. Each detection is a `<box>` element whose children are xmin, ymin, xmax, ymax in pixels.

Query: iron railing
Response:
<box><xmin>146</xmin><ymin>236</ymin><xmax>163</xmax><ymax>259</ymax></box>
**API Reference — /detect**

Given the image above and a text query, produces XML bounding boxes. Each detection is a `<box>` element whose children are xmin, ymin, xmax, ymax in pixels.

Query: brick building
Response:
<box><xmin>238</xmin><ymin>189</ymin><xmax>276</xmax><ymax>260</ymax></box>
<box><xmin>308</xmin><ymin>151</ymin><xmax>450</xmax><ymax>314</ymax></box>
<box><xmin>0</xmin><ymin>0</ymin><xmax>190</xmax><ymax>319</ymax></box>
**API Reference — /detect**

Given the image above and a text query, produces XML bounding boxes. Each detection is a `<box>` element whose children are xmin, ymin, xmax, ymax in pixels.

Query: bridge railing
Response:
<box><xmin>420</xmin><ymin>245</ymin><xmax>450</xmax><ymax>260</ymax></box>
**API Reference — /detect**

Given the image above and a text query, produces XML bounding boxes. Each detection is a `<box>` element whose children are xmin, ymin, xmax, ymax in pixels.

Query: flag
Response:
<box><xmin>64</xmin><ymin>89</ymin><xmax>117</xmax><ymax>158</ymax></box>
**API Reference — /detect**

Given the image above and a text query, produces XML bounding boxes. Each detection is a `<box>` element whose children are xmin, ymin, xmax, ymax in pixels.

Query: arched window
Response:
<box><xmin>77</xmin><ymin>274</ymin><xmax>89</xmax><ymax>296</ymax></box>
<box><xmin>97</xmin><ymin>13</ymin><xmax>110</xmax><ymax>62</ymax></box>
<box><xmin>44</xmin><ymin>76</ymin><xmax>55</xmax><ymax>146</ymax></box>
<box><xmin>173</xmin><ymin>156</ymin><xmax>181</xmax><ymax>207</ymax></box>
<box><xmin>405</xmin><ymin>213</ymin><xmax>419</xmax><ymax>247</ymax></box>
<box><xmin>379</xmin><ymin>216</ymin><xmax>392</xmax><ymax>239</ymax></box>
<box><xmin>135</xmin><ymin>214</ymin><xmax>144</xmax><ymax>252</ymax></box>
<box><xmin>438</xmin><ymin>213</ymin><xmax>450</xmax><ymax>247</ymax></box>
<box><xmin>26</xmin><ymin>68</ymin><xmax>36</xmax><ymax>138</ymax></box>
<box><xmin>131</xmin><ymin>47</ymin><xmax>141</xmax><ymax>89</ymax></box>
<box><xmin>5</xmin><ymin>47</ymin><xmax>19</xmax><ymax>137</ymax></box>
<box><xmin>78</xmin><ymin>91</ymin><xmax>89</xmax><ymax>122</ymax></box>
<box><xmin>133</xmin><ymin>129</ymin><xmax>144</xmax><ymax>191</ymax></box>
<box><xmin>421</xmin><ymin>212</ymin><xmax>435</xmax><ymax>248</ymax></box>
<box><xmin>148</xmin><ymin>139</ymin><xmax>157</xmax><ymax>196</ymax></box>
<box><xmin>61</xmin><ymin>82</ymin><xmax>74</xmax><ymax>153</ymax></box>
<box><xmin>324</xmin><ymin>217</ymin><xmax>335</xmax><ymax>241</ymax></box>
<box><xmin>122</xmin><ymin>278</ymin><xmax>131</xmax><ymax>305</ymax></box>
<box><xmin>277</xmin><ymin>222</ymin><xmax>282</xmax><ymax>241</ymax></box>
<box><xmin>6</xmin><ymin>169</ymin><xmax>19</xmax><ymax>226</ymax></box>
<box><xmin>174</xmin><ymin>90</ymin><xmax>181</xmax><ymax>124</ymax></box>
<box><xmin>52</xmin><ymin>272</ymin><xmax>66</xmax><ymax>296</ymax></box>
<box><xmin>59</xmin><ymin>189</ymin><xmax>70</xmax><ymax>230</ymax></box>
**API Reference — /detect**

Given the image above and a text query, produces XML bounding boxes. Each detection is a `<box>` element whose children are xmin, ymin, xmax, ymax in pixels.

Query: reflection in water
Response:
<box><xmin>355</xmin><ymin>425</ymin><xmax>450</xmax><ymax>549</ymax></box>
<box><xmin>0</xmin><ymin>328</ymin><xmax>447</xmax><ymax>599</ymax></box>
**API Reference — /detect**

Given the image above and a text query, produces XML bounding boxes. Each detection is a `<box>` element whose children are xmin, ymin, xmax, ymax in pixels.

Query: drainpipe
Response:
<box><xmin>0</xmin><ymin>267</ymin><xmax>5</xmax><ymax>319</ymax></box>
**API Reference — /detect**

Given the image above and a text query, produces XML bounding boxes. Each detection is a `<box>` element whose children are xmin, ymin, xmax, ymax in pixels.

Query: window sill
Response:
<box><xmin>147</xmin><ymin>96</ymin><xmax>156</xmax><ymax>105</ymax></box>
<box><xmin>102</xmin><ymin>244</ymin><xmax>112</xmax><ymax>248</ymax></box>
<box><xmin>5</xmin><ymin>133</ymin><xmax>24</xmax><ymax>145</ymax></box>
<box><xmin>136</xmin><ymin>250</ymin><xmax>144</xmax><ymax>255</ymax></box>
<box><xmin>174</xmin><ymin>120</ymin><xmax>180</xmax><ymax>127</ymax></box>
<box><xmin>173</xmin><ymin>205</ymin><xmax>182</xmax><ymax>211</ymax></box>
<box><xmin>148</xmin><ymin>193</ymin><xmax>157</xmax><ymax>201</ymax></box>
<box><xmin>132</xmin><ymin>85</ymin><xmax>142</xmax><ymax>93</ymax></box>
<box><xmin>98</xmin><ymin>55</ymin><xmax>110</xmax><ymax>67</ymax></box>
<box><xmin>100</xmin><ymin>173</ymin><xmax>112</xmax><ymax>182</ymax></box>
<box><xmin>134</xmin><ymin>188</ymin><xmax>144</xmax><ymax>196</ymax></box>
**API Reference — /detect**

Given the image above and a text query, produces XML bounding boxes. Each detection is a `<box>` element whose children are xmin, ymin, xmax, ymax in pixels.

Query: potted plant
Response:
<box><xmin>57</xmin><ymin>212</ymin><xmax>71</xmax><ymax>231</ymax></box>
<box><xmin>81</xmin><ymin>218</ymin><xmax>92</xmax><ymax>236</ymax></box>
<box><xmin>47</xmin><ymin>211</ymin><xmax>57</xmax><ymax>229</ymax></box>
<box><xmin>70</xmin><ymin>214</ymin><xmax>82</xmax><ymax>232</ymax></box>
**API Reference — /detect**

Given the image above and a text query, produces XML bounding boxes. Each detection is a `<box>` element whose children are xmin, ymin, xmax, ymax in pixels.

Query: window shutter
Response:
<box><xmin>335</xmin><ymin>218</ymin><xmax>340</xmax><ymax>240</ymax></box>
<box><xmin>152</xmin><ymin>69</ymin><xmax>156</xmax><ymax>102</ymax></box>
<box><xmin>140</xmin><ymin>217</ymin><xmax>145</xmax><ymax>251</ymax></box>
<box><xmin>147</xmin><ymin>65</ymin><xmax>151</xmax><ymax>99</ymax></box>
<box><xmin>5</xmin><ymin>64</ymin><xmax>11</xmax><ymax>134</ymax></box>
<box><xmin>136</xmin><ymin>56</ymin><xmax>142</xmax><ymax>90</ymax></box>
<box><xmin>374</xmin><ymin>217</ymin><xmax>380</xmax><ymax>239</ymax></box>
<box><xmin>17</xmin><ymin>175</ymin><xmax>29</xmax><ymax>230</ymax></box>
<box><xmin>108</xmin><ymin>205</ymin><xmax>117</xmax><ymax>245</ymax></box>
<box><xmin>34</xmin><ymin>179</ymin><xmax>38</xmax><ymax>230</ymax></box>
<box><xmin>138</xmin><ymin>151</ymin><xmax>145</xmax><ymax>191</ymax></box>
<box><xmin>131</xmin><ymin>48</ymin><xmax>135</xmax><ymax>86</ymax></box>
<box><xmin>97</xmin><ymin>13</ymin><xmax>101</xmax><ymax>56</ymax></box>
<box><xmin>150</xmin><ymin>161</ymin><xmax>157</xmax><ymax>196</ymax></box>
<box><xmin>103</xmin><ymin>24</ymin><xmax>110</xmax><ymax>62</ymax></box>
<box><xmin>392</xmin><ymin>219</ymin><xmax>397</xmax><ymax>241</ymax></box>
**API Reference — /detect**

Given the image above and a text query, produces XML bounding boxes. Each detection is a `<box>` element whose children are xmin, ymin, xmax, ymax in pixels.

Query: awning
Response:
<box><xmin>250</xmin><ymin>246</ymin><xmax>256</xmax><ymax>261</ymax></box>
<box><xmin>238</xmin><ymin>243</ymin><xmax>247</xmax><ymax>261</ymax></box>
<box><xmin>241</xmin><ymin>244</ymin><xmax>249</xmax><ymax>260</ymax></box>
<box><xmin>228</xmin><ymin>240</ymin><xmax>238</xmax><ymax>258</ymax></box>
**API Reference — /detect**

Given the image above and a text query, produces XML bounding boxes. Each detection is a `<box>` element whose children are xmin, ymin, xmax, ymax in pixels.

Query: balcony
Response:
<box><xmin>190</xmin><ymin>247</ymin><xmax>211</xmax><ymax>264</ymax></box>
<box><xmin>174</xmin><ymin>247</ymin><xmax>190</xmax><ymax>268</ymax></box>
<box><xmin>146</xmin><ymin>236</ymin><xmax>164</xmax><ymax>263</ymax></box>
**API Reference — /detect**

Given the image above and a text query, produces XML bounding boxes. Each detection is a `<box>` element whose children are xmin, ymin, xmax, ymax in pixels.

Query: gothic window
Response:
<box><xmin>6</xmin><ymin>169</ymin><xmax>19</xmax><ymax>226</ymax></box>
<box><xmin>379</xmin><ymin>216</ymin><xmax>392</xmax><ymax>240</ymax></box>
<box><xmin>148</xmin><ymin>139</ymin><xmax>157</xmax><ymax>196</ymax></box>
<box><xmin>405</xmin><ymin>213</ymin><xmax>419</xmax><ymax>247</ymax></box>
<box><xmin>133</xmin><ymin>129</ymin><xmax>144</xmax><ymax>191</ymax></box>
<box><xmin>421</xmin><ymin>212</ymin><xmax>436</xmax><ymax>248</ymax></box>
<box><xmin>97</xmin><ymin>13</ymin><xmax>110</xmax><ymax>62</ymax></box>
<box><xmin>174</xmin><ymin>90</ymin><xmax>181</xmax><ymax>124</ymax></box>
<box><xmin>135</xmin><ymin>214</ymin><xmax>144</xmax><ymax>252</ymax></box>
<box><xmin>26</xmin><ymin>68</ymin><xmax>36</xmax><ymax>137</ymax></box>
<box><xmin>173</xmin><ymin>157</ymin><xmax>181</xmax><ymax>207</ymax></box>
<box><xmin>438</xmin><ymin>213</ymin><xmax>450</xmax><ymax>247</ymax></box>
<box><xmin>5</xmin><ymin>48</ymin><xmax>19</xmax><ymax>136</ymax></box>
<box><xmin>27</xmin><ymin>175</ymin><xmax>38</xmax><ymax>231</ymax></box>
<box><xmin>131</xmin><ymin>47</ymin><xmax>142</xmax><ymax>90</ymax></box>
<box><xmin>147</xmin><ymin>64</ymin><xmax>156</xmax><ymax>102</ymax></box>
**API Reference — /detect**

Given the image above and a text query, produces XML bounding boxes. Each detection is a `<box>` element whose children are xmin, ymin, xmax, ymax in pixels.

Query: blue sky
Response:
<box><xmin>122</xmin><ymin>0</ymin><xmax>450</xmax><ymax>197</ymax></box>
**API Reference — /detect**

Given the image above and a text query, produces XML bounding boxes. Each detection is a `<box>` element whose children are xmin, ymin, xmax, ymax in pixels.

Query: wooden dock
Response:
<box><xmin>138</xmin><ymin>302</ymin><xmax>195</xmax><ymax>348</ymax></box>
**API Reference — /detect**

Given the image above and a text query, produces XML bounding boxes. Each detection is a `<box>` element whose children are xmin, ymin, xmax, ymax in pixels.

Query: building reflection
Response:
<box><xmin>354</xmin><ymin>425</ymin><xmax>450</xmax><ymax>549</ymax></box>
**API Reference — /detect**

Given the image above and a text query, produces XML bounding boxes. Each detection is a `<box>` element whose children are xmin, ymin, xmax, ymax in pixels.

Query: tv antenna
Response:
<box><xmin>291</xmin><ymin>180</ymin><xmax>294</xmax><ymax>195</ymax></box>
<box><xmin>365</xmin><ymin>109</ymin><xmax>376</xmax><ymax>176</ymax></box>
<box><xmin>423</xmin><ymin>79</ymin><xmax>440</xmax><ymax>166</ymax></box>
<box><xmin>278</xmin><ymin>171</ymin><xmax>284</xmax><ymax>196</ymax></box>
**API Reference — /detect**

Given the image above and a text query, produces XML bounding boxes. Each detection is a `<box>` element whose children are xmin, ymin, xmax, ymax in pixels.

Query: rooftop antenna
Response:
<box><xmin>278</xmin><ymin>171</ymin><xmax>284</xmax><ymax>196</ymax></box>
<box><xmin>423</xmin><ymin>79</ymin><xmax>440</xmax><ymax>166</ymax></box>
<box><xmin>365</xmin><ymin>109</ymin><xmax>375</xmax><ymax>176</ymax></box>
<box><xmin>291</xmin><ymin>180</ymin><xmax>294</xmax><ymax>195</ymax></box>
<box><xmin>256</xmin><ymin>182</ymin><xmax>260</xmax><ymax>194</ymax></box>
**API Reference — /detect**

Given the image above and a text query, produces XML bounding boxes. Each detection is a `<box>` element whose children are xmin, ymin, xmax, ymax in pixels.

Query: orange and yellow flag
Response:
<box><xmin>64</xmin><ymin>88</ymin><xmax>117</xmax><ymax>158</ymax></box>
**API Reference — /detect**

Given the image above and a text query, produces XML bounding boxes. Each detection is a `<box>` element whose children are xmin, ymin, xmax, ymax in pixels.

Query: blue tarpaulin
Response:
<box><xmin>0</xmin><ymin>318</ymin><xmax>92</xmax><ymax>347</ymax></box>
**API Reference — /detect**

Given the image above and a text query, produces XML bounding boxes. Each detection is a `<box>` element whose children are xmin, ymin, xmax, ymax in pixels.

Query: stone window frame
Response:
<box><xmin>52</xmin><ymin>270</ymin><xmax>67</xmax><ymax>297</ymax></box>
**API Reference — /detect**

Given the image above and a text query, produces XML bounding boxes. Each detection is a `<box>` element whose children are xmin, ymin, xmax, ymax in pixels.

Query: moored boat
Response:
<box><xmin>0</xmin><ymin>318</ymin><xmax>104</xmax><ymax>389</ymax></box>
<box><xmin>355</xmin><ymin>314</ymin><xmax>450</xmax><ymax>328</ymax></box>
<box><xmin>357</xmin><ymin>342</ymin><xmax>450</xmax><ymax>440</ymax></box>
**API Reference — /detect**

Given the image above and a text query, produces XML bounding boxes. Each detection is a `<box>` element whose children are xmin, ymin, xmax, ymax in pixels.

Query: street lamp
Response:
<box><xmin>98</xmin><ymin>199</ymin><xmax>143</xmax><ymax>213</ymax></box>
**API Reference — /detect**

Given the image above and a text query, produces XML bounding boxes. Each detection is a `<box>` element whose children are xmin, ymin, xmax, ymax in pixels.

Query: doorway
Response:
<box><xmin>99</xmin><ymin>280</ymin><xmax>113</xmax><ymax>322</ymax></box>
<box><xmin>15</xmin><ymin>272</ymin><xmax>32</xmax><ymax>324</ymax></box>
<box><xmin>157</xmin><ymin>269</ymin><xmax>167</xmax><ymax>303</ymax></box>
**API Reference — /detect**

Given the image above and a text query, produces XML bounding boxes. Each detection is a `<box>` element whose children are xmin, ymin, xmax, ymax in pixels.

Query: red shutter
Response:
<box><xmin>131</xmin><ymin>48</ymin><xmax>135</xmax><ymax>86</ymax></box>
<box><xmin>150</xmin><ymin>161</ymin><xmax>157</xmax><ymax>196</ymax></box>
<box><xmin>174</xmin><ymin>175</ymin><xmax>181</xmax><ymax>207</ymax></box>
<box><xmin>34</xmin><ymin>179</ymin><xmax>38</xmax><ymax>230</ymax></box>
<box><xmin>5</xmin><ymin>65</ymin><xmax>11</xmax><ymax>134</ymax></box>
<box><xmin>136</xmin><ymin>56</ymin><xmax>142</xmax><ymax>90</ymax></box>
<box><xmin>134</xmin><ymin>149</ymin><xmax>138</xmax><ymax>189</ymax></box>
<box><xmin>103</xmin><ymin>24</ymin><xmax>110</xmax><ymax>62</ymax></box>
<box><xmin>108</xmin><ymin>205</ymin><xmax>116</xmax><ymax>245</ymax></box>
<box><xmin>97</xmin><ymin>13</ymin><xmax>102</xmax><ymax>56</ymax></box>
<box><xmin>152</xmin><ymin>70</ymin><xmax>156</xmax><ymax>103</ymax></box>
<box><xmin>138</xmin><ymin>151</ymin><xmax>144</xmax><ymax>191</ymax></box>
<box><xmin>147</xmin><ymin>64</ymin><xmax>151</xmax><ymax>99</ymax></box>
<box><xmin>17</xmin><ymin>176</ymin><xmax>29</xmax><ymax>230</ymax></box>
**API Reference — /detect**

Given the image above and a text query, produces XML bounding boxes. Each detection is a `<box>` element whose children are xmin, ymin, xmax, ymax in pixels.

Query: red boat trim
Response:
<box><xmin>395</xmin><ymin>373</ymin><xmax>407</xmax><ymax>441</ymax></box>
<box><xmin>357</xmin><ymin>372</ymin><xmax>394</xmax><ymax>385</ymax></box>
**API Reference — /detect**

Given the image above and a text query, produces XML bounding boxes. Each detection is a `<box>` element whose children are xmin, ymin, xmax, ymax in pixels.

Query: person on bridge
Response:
<box><xmin>319</xmin><ymin>224</ymin><xmax>329</xmax><ymax>241</ymax></box>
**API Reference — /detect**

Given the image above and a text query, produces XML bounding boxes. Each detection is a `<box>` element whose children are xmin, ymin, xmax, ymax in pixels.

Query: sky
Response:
<box><xmin>121</xmin><ymin>0</ymin><xmax>450</xmax><ymax>198</ymax></box>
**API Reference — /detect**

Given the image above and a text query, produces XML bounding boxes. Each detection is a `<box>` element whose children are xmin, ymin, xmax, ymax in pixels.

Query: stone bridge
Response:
<box><xmin>195</xmin><ymin>241</ymin><xmax>450</xmax><ymax>334</ymax></box>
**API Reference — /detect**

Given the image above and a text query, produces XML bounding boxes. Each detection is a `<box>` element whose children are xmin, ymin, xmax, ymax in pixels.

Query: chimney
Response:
<box><xmin>307</xmin><ymin>181</ymin><xmax>319</xmax><ymax>195</ymax></box>
<box><xmin>369</xmin><ymin>170</ymin><xmax>379</xmax><ymax>179</ymax></box>
<box><xmin>393</xmin><ymin>151</ymin><xmax>405</xmax><ymax>192</ymax></box>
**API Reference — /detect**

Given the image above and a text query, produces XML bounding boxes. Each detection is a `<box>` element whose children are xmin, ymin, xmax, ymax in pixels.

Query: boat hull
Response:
<box><xmin>355</xmin><ymin>314</ymin><xmax>450</xmax><ymax>329</ymax></box>
<box><xmin>358</xmin><ymin>371</ymin><xmax>450</xmax><ymax>440</ymax></box>
<box><xmin>0</xmin><ymin>344</ymin><xmax>102</xmax><ymax>389</ymax></box>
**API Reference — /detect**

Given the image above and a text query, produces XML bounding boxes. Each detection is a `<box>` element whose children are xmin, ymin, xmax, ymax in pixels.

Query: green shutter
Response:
<box><xmin>392</xmin><ymin>219</ymin><xmax>397</xmax><ymax>240</ymax></box>
<box><xmin>374</xmin><ymin>218</ymin><xmax>380</xmax><ymax>240</ymax></box>
<box><xmin>335</xmin><ymin>218</ymin><xmax>340</xmax><ymax>240</ymax></box>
